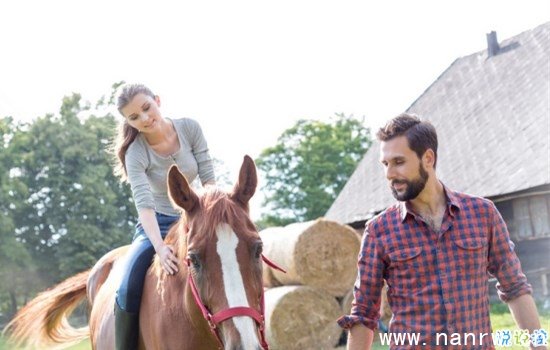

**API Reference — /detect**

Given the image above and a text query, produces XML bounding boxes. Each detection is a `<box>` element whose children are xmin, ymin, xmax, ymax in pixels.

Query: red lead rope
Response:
<box><xmin>186</xmin><ymin>254</ymin><xmax>286</xmax><ymax>350</ymax></box>
<box><xmin>260</xmin><ymin>254</ymin><xmax>287</xmax><ymax>273</ymax></box>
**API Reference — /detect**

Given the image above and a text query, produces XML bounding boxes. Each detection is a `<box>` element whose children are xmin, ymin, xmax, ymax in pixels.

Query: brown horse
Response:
<box><xmin>5</xmin><ymin>155</ymin><xmax>276</xmax><ymax>350</ymax></box>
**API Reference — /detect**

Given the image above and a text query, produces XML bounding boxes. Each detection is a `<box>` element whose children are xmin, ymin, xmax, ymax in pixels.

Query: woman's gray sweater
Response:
<box><xmin>125</xmin><ymin>117</ymin><xmax>215</xmax><ymax>216</ymax></box>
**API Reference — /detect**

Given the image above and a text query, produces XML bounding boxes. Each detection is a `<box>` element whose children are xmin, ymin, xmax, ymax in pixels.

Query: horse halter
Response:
<box><xmin>186</xmin><ymin>254</ymin><xmax>286</xmax><ymax>350</ymax></box>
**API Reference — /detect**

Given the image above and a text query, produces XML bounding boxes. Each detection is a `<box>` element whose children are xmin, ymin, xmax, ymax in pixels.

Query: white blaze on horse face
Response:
<box><xmin>216</xmin><ymin>223</ymin><xmax>261</xmax><ymax>350</ymax></box>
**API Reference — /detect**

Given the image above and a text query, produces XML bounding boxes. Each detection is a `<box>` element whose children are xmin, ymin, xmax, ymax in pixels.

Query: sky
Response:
<box><xmin>1</xmin><ymin>0</ymin><xmax>548</xmax><ymax>218</ymax></box>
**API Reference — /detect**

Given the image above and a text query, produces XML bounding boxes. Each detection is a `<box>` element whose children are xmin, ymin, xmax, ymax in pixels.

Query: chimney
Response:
<box><xmin>486</xmin><ymin>31</ymin><xmax>500</xmax><ymax>57</ymax></box>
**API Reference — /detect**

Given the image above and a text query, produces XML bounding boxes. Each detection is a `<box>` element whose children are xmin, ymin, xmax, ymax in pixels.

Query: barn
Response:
<box><xmin>326</xmin><ymin>22</ymin><xmax>550</xmax><ymax>300</ymax></box>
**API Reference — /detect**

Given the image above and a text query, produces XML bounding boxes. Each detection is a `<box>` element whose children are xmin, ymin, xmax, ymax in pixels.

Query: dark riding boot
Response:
<box><xmin>115</xmin><ymin>303</ymin><xmax>139</xmax><ymax>350</ymax></box>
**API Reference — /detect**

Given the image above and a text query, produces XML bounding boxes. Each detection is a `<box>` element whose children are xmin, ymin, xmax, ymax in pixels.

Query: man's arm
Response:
<box><xmin>485</xmin><ymin>203</ymin><xmax>546</xmax><ymax>349</ymax></box>
<box><xmin>347</xmin><ymin>324</ymin><xmax>374</xmax><ymax>350</ymax></box>
<box><xmin>338</xmin><ymin>223</ymin><xmax>385</xmax><ymax>349</ymax></box>
<box><xmin>507</xmin><ymin>294</ymin><xmax>547</xmax><ymax>350</ymax></box>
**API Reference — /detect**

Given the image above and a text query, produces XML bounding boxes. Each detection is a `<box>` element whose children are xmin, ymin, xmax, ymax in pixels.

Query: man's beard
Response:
<box><xmin>391</xmin><ymin>163</ymin><xmax>429</xmax><ymax>201</ymax></box>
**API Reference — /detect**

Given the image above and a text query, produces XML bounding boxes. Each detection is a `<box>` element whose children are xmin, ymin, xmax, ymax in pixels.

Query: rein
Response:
<box><xmin>186</xmin><ymin>254</ymin><xmax>286</xmax><ymax>350</ymax></box>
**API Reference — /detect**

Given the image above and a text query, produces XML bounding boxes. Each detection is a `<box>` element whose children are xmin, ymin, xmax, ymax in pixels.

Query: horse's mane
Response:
<box><xmin>152</xmin><ymin>187</ymin><xmax>256</xmax><ymax>278</ymax></box>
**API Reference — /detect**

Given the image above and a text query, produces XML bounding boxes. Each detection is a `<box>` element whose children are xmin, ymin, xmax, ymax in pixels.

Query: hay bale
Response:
<box><xmin>260</xmin><ymin>218</ymin><xmax>361</xmax><ymax>296</ymax></box>
<box><xmin>341</xmin><ymin>289</ymin><xmax>354</xmax><ymax>314</ymax></box>
<box><xmin>260</xmin><ymin>227</ymin><xmax>284</xmax><ymax>288</ymax></box>
<box><xmin>264</xmin><ymin>286</ymin><xmax>341</xmax><ymax>350</ymax></box>
<box><xmin>380</xmin><ymin>284</ymin><xmax>392</xmax><ymax>323</ymax></box>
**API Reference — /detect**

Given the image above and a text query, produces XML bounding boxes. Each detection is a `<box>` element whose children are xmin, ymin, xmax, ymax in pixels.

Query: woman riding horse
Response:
<box><xmin>113</xmin><ymin>83</ymin><xmax>216</xmax><ymax>349</ymax></box>
<box><xmin>5</xmin><ymin>155</ymin><xmax>275</xmax><ymax>350</ymax></box>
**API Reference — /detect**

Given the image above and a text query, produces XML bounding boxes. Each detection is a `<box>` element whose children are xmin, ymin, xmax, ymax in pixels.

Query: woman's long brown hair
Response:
<box><xmin>111</xmin><ymin>84</ymin><xmax>155</xmax><ymax>182</ymax></box>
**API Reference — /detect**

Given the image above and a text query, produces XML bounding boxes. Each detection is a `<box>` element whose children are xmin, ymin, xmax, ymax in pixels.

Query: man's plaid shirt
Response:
<box><xmin>337</xmin><ymin>185</ymin><xmax>532</xmax><ymax>349</ymax></box>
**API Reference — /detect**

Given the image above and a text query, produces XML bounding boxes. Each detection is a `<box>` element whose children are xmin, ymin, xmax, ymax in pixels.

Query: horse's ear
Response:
<box><xmin>167</xmin><ymin>165</ymin><xmax>199</xmax><ymax>213</ymax></box>
<box><xmin>231</xmin><ymin>155</ymin><xmax>257</xmax><ymax>209</ymax></box>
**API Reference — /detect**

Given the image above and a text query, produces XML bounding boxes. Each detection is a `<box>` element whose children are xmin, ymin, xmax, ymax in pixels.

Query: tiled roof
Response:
<box><xmin>326</xmin><ymin>22</ymin><xmax>550</xmax><ymax>225</ymax></box>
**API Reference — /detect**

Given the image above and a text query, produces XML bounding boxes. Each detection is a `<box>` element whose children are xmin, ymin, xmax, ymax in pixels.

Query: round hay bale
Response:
<box><xmin>264</xmin><ymin>285</ymin><xmax>341</xmax><ymax>350</ymax></box>
<box><xmin>380</xmin><ymin>283</ymin><xmax>392</xmax><ymax>323</ymax></box>
<box><xmin>260</xmin><ymin>219</ymin><xmax>361</xmax><ymax>296</ymax></box>
<box><xmin>341</xmin><ymin>289</ymin><xmax>354</xmax><ymax>314</ymax></box>
<box><xmin>260</xmin><ymin>227</ymin><xmax>284</xmax><ymax>288</ymax></box>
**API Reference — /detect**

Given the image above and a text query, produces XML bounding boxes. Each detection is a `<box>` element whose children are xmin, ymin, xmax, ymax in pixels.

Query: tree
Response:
<box><xmin>0</xmin><ymin>85</ymin><xmax>136</xmax><ymax>318</ymax></box>
<box><xmin>256</xmin><ymin>114</ymin><xmax>371</xmax><ymax>227</ymax></box>
<box><xmin>0</xmin><ymin>117</ymin><xmax>36</xmax><ymax>320</ymax></box>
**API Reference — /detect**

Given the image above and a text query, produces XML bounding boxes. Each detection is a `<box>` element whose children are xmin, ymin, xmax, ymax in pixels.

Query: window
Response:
<box><xmin>496</xmin><ymin>193</ymin><xmax>550</xmax><ymax>240</ymax></box>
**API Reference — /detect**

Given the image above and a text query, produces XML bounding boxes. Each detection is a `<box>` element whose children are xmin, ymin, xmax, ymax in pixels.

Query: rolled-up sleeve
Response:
<box><xmin>126</xmin><ymin>144</ymin><xmax>155</xmax><ymax>212</ymax></box>
<box><xmin>337</xmin><ymin>224</ymin><xmax>385</xmax><ymax>331</ymax></box>
<box><xmin>185</xmin><ymin>118</ymin><xmax>215</xmax><ymax>184</ymax></box>
<box><xmin>487</xmin><ymin>202</ymin><xmax>532</xmax><ymax>302</ymax></box>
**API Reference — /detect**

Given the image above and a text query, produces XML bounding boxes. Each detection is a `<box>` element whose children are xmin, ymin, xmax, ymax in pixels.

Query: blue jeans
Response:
<box><xmin>115</xmin><ymin>212</ymin><xmax>179</xmax><ymax>313</ymax></box>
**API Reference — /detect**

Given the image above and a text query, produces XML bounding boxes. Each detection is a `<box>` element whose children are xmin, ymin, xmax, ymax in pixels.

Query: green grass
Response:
<box><xmin>489</xmin><ymin>302</ymin><xmax>550</xmax><ymax>350</ymax></box>
<box><xmin>0</xmin><ymin>337</ymin><xmax>90</xmax><ymax>350</ymax></box>
<box><xmin>68</xmin><ymin>341</ymin><xmax>91</xmax><ymax>350</ymax></box>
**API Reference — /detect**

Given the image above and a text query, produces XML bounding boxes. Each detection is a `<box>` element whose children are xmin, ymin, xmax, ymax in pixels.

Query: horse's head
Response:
<box><xmin>168</xmin><ymin>155</ymin><xmax>265</xmax><ymax>350</ymax></box>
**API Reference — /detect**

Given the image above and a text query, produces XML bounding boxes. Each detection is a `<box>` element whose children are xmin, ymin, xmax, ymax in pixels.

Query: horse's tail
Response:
<box><xmin>3</xmin><ymin>270</ymin><xmax>91</xmax><ymax>349</ymax></box>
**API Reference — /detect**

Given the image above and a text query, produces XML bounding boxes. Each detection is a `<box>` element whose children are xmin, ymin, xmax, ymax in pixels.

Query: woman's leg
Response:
<box><xmin>116</xmin><ymin>234</ymin><xmax>156</xmax><ymax>312</ymax></box>
<box><xmin>114</xmin><ymin>213</ymin><xmax>178</xmax><ymax>350</ymax></box>
<box><xmin>114</xmin><ymin>233</ymin><xmax>155</xmax><ymax>350</ymax></box>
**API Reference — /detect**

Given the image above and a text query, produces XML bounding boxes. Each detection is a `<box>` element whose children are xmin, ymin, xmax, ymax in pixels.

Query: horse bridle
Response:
<box><xmin>186</xmin><ymin>254</ymin><xmax>286</xmax><ymax>350</ymax></box>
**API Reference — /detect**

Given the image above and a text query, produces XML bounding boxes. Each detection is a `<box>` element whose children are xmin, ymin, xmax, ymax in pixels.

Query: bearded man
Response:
<box><xmin>339</xmin><ymin>114</ymin><xmax>546</xmax><ymax>350</ymax></box>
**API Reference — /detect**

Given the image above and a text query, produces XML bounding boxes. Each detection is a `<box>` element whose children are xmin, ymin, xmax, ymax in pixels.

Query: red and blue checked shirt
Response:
<box><xmin>337</xmin><ymin>186</ymin><xmax>532</xmax><ymax>349</ymax></box>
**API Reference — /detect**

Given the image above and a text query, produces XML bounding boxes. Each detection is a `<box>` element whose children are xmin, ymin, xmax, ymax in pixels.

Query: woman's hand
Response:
<box><xmin>157</xmin><ymin>244</ymin><xmax>179</xmax><ymax>275</ymax></box>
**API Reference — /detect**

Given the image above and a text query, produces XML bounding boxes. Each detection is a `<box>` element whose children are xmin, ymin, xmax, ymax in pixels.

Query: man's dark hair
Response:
<box><xmin>376</xmin><ymin>113</ymin><xmax>438</xmax><ymax>168</ymax></box>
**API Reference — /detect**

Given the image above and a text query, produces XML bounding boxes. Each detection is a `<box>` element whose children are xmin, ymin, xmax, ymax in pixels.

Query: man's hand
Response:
<box><xmin>347</xmin><ymin>324</ymin><xmax>374</xmax><ymax>350</ymax></box>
